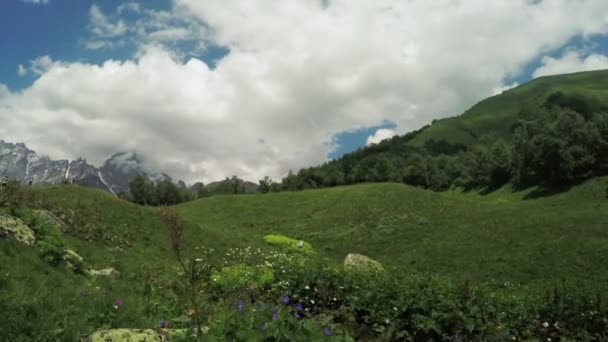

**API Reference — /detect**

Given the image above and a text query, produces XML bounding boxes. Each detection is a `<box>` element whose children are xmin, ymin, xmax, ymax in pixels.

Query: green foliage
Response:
<box><xmin>264</xmin><ymin>234</ymin><xmax>315</xmax><ymax>254</ymax></box>
<box><xmin>258</xmin><ymin>176</ymin><xmax>274</xmax><ymax>194</ymax></box>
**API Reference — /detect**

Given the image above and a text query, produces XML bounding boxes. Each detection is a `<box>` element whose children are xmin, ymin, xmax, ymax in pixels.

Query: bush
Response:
<box><xmin>263</xmin><ymin>234</ymin><xmax>315</xmax><ymax>255</ymax></box>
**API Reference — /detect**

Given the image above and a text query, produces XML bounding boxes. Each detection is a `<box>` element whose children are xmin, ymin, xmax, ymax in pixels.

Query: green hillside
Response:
<box><xmin>409</xmin><ymin>70</ymin><xmax>608</xmax><ymax>147</ymax></box>
<box><xmin>175</xmin><ymin>177</ymin><xmax>608</xmax><ymax>289</ymax></box>
<box><xmin>2</xmin><ymin>178</ymin><xmax>608</xmax><ymax>340</ymax></box>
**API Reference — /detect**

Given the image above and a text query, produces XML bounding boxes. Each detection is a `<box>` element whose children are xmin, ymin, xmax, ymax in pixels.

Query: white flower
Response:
<box><xmin>195</xmin><ymin>258</ymin><xmax>203</xmax><ymax>262</ymax></box>
<box><xmin>542</xmin><ymin>322</ymin><xmax>549</xmax><ymax>328</ymax></box>
<box><xmin>305</xmin><ymin>285</ymin><xmax>310</xmax><ymax>290</ymax></box>
<box><xmin>333</xmin><ymin>297</ymin><xmax>337</xmax><ymax>302</ymax></box>
<box><xmin>393</xmin><ymin>307</ymin><xmax>398</xmax><ymax>311</ymax></box>
<box><xmin>385</xmin><ymin>319</ymin><xmax>390</xmax><ymax>324</ymax></box>
<box><xmin>554</xmin><ymin>321</ymin><xmax>559</xmax><ymax>329</ymax></box>
<box><xmin>310</xmin><ymin>299</ymin><xmax>315</xmax><ymax>304</ymax></box>
<box><xmin>547</xmin><ymin>338</ymin><xmax>551</xmax><ymax>342</ymax></box>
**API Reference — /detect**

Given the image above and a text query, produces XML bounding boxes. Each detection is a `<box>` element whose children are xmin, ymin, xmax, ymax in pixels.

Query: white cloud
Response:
<box><xmin>491</xmin><ymin>82</ymin><xmax>519</xmax><ymax>96</ymax></box>
<box><xmin>29</xmin><ymin>55</ymin><xmax>56</xmax><ymax>75</ymax></box>
<box><xmin>89</xmin><ymin>4</ymin><xmax>128</xmax><ymax>38</ymax></box>
<box><xmin>148</xmin><ymin>27</ymin><xmax>193</xmax><ymax>42</ymax></box>
<box><xmin>367</xmin><ymin>129</ymin><xmax>397</xmax><ymax>146</ymax></box>
<box><xmin>533</xmin><ymin>49</ymin><xmax>608</xmax><ymax>77</ymax></box>
<box><xmin>22</xmin><ymin>0</ymin><xmax>49</xmax><ymax>4</ymax></box>
<box><xmin>4</xmin><ymin>0</ymin><xmax>608</xmax><ymax>184</ymax></box>
<box><xmin>17</xmin><ymin>64</ymin><xmax>28</xmax><ymax>77</ymax></box>
<box><xmin>117</xmin><ymin>2</ymin><xmax>141</xmax><ymax>14</ymax></box>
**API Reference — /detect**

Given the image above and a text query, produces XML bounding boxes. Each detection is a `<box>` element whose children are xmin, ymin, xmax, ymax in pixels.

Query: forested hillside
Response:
<box><xmin>279</xmin><ymin>71</ymin><xmax>608</xmax><ymax>193</ymax></box>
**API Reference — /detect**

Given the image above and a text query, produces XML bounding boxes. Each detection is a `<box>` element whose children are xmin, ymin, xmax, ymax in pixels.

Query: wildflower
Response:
<box><xmin>385</xmin><ymin>319</ymin><xmax>390</xmax><ymax>324</ymax></box>
<box><xmin>547</xmin><ymin>339</ymin><xmax>551</xmax><ymax>342</ymax></box>
<box><xmin>296</xmin><ymin>303</ymin><xmax>304</xmax><ymax>312</ymax></box>
<box><xmin>305</xmin><ymin>285</ymin><xmax>310</xmax><ymax>290</ymax></box>
<box><xmin>324</xmin><ymin>328</ymin><xmax>332</xmax><ymax>336</ymax></box>
<box><xmin>554</xmin><ymin>321</ymin><xmax>560</xmax><ymax>329</ymax></box>
<box><xmin>310</xmin><ymin>299</ymin><xmax>315</xmax><ymax>304</ymax></box>
<box><xmin>393</xmin><ymin>307</ymin><xmax>398</xmax><ymax>311</ymax></box>
<box><xmin>272</xmin><ymin>312</ymin><xmax>279</xmax><ymax>321</ymax></box>
<box><xmin>542</xmin><ymin>322</ymin><xmax>549</xmax><ymax>328</ymax></box>
<box><xmin>195</xmin><ymin>258</ymin><xmax>203</xmax><ymax>262</ymax></box>
<box><xmin>293</xmin><ymin>312</ymin><xmax>301</xmax><ymax>319</ymax></box>
<box><xmin>282</xmin><ymin>295</ymin><xmax>290</xmax><ymax>304</ymax></box>
<box><xmin>237</xmin><ymin>300</ymin><xmax>245</xmax><ymax>311</ymax></box>
<box><xmin>159</xmin><ymin>320</ymin><xmax>168</xmax><ymax>329</ymax></box>
<box><xmin>113</xmin><ymin>298</ymin><xmax>123</xmax><ymax>309</ymax></box>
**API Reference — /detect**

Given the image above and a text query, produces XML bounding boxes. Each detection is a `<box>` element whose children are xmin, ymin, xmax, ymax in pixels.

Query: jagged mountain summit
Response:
<box><xmin>0</xmin><ymin>140</ymin><xmax>178</xmax><ymax>196</ymax></box>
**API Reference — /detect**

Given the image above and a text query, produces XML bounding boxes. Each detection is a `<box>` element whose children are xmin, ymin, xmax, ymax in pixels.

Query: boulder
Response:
<box><xmin>86</xmin><ymin>329</ymin><xmax>166</xmax><ymax>342</ymax></box>
<box><xmin>0</xmin><ymin>214</ymin><xmax>35</xmax><ymax>246</ymax></box>
<box><xmin>344</xmin><ymin>253</ymin><xmax>384</xmax><ymax>274</ymax></box>
<box><xmin>89</xmin><ymin>267</ymin><xmax>121</xmax><ymax>279</ymax></box>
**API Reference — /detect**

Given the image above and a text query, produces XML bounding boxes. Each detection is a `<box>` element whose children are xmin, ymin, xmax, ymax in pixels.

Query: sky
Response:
<box><xmin>2</xmin><ymin>0</ymin><xmax>608</xmax><ymax>184</ymax></box>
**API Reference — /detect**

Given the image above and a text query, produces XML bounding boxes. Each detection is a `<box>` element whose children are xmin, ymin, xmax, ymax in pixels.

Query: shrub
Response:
<box><xmin>263</xmin><ymin>234</ymin><xmax>315</xmax><ymax>255</ymax></box>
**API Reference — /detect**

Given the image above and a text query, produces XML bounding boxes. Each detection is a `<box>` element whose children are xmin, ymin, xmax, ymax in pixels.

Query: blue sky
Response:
<box><xmin>2</xmin><ymin>0</ymin><xmax>608</xmax><ymax>182</ymax></box>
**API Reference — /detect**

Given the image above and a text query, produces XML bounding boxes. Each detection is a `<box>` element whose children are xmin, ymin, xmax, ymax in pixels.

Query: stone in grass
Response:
<box><xmin>263</xmin><ymin>234</ymin><xmax>315</xmax><ymax>254</ymax></box>
<box><xmin>344</xmin><ymin>253</ymin><xmax>384</xmax><ymax>274</ymax></box>
<box><xmin>87</xmin><ymin>329</ymin><xmax>166</xmax><ymax>342</ymax></box>
<box><xmin>0</xmin><ymin>214</ymin><xmax>36</xmax><ymax>246</ymax></box>
<box><xmin>87</xmin><ymin>328</ymin><xmax>200</xmax><ymax>341</ymax></box>
<box><xmin>89</xmin><ymin>267</ymin><xmax>121</xmax><ymax>279</ymax></box>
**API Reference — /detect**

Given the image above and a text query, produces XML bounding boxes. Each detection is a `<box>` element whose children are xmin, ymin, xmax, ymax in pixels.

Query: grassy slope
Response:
<box><xmin>0</xmin><ymin>185</ymin><xmax>233</xmax><ymax>338</ymax></box>
<box><xmin>175</xmin><ymin>177</ymin><xmax>608</xmax><ymax>290</ymax></box>
<box><xmin>409</xmin><ymin>69</ymin><xmax>608</xmax><ymax>146</ymax></box>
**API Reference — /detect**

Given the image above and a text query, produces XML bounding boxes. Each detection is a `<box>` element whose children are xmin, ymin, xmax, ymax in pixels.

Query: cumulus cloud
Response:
<box><xmin>89</xmin><ymin>4</ymin><xmax>128</xmax><ymax>38</ymax></box>
<box><xmin>533</xmin><ymin>49</ymin><xmax>608</xmax><ymax>77</ymax></box>
<box><xmin>367</xmin><ymin>129</ymin><xmax>397</xmax><ymax>146</ymax></box>
<box><xmin>3</xmin><ymin>0</ymin><xmax>608</xmax><ymax>184</ymax></box>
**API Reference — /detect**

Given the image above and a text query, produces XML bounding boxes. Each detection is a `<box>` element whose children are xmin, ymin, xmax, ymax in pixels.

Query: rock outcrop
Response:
<box><xmin>0</xmin><ymin>214</ymin><xmax>35</xmax><ymax>246</ymax></box>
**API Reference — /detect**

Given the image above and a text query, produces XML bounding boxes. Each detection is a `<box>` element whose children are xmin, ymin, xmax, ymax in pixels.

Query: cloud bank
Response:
<box><xmin>2</xmin><ymin>0</ymin><xmax>608</xmax><ymax>184</ymax></box>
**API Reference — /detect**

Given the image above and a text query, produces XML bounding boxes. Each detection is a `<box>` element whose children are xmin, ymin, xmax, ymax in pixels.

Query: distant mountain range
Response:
<box><xmin>0</xmin><ymin>140</ymin><xmax>258</xmax><ymax>196</ymax></box>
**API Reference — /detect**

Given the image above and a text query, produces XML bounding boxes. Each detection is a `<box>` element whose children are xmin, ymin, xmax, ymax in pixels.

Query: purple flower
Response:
<box><xmin>282</xmin><ymin>295</ymin><xmax>289</xmax><ymax>304</ymax></box>
<box><xmin>272</xmin><ymin>312</ymin><xmax>279</xmax><ymax>321</ymax></box>
<box><xmin>296</xmin><ymin>303</ymin><xmax>304</xmax><ymax>312</ymax></box>
<box><xmin>324</xmin><ymin>328</ymin><xmax>332</xmax><ymax>336</ymax></box>
<box><xmin>237</xmin><ymin>300</ymin><xmax>245</xmax><ymax>311</ymax></box>
<box><xmin>159</xmin><ymin>320</ymin><xmax>168</xmax><ymax>329</ymax></box>
<box><xmin>293</xmin><ymin>312</ymin><xmax>301</xmax><ymax>319</ymax></box>
<box><xmin>113</xmin><ymin>298</ymin><xmax>123</xmax><ymax>309</ymax></box>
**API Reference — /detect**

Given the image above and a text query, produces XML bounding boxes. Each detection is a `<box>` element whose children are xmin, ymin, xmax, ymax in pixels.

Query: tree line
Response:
<box><xmin>128</xmin><ymin>176</ymin><xmax>195</xmax><ymax>206</ymax></box>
